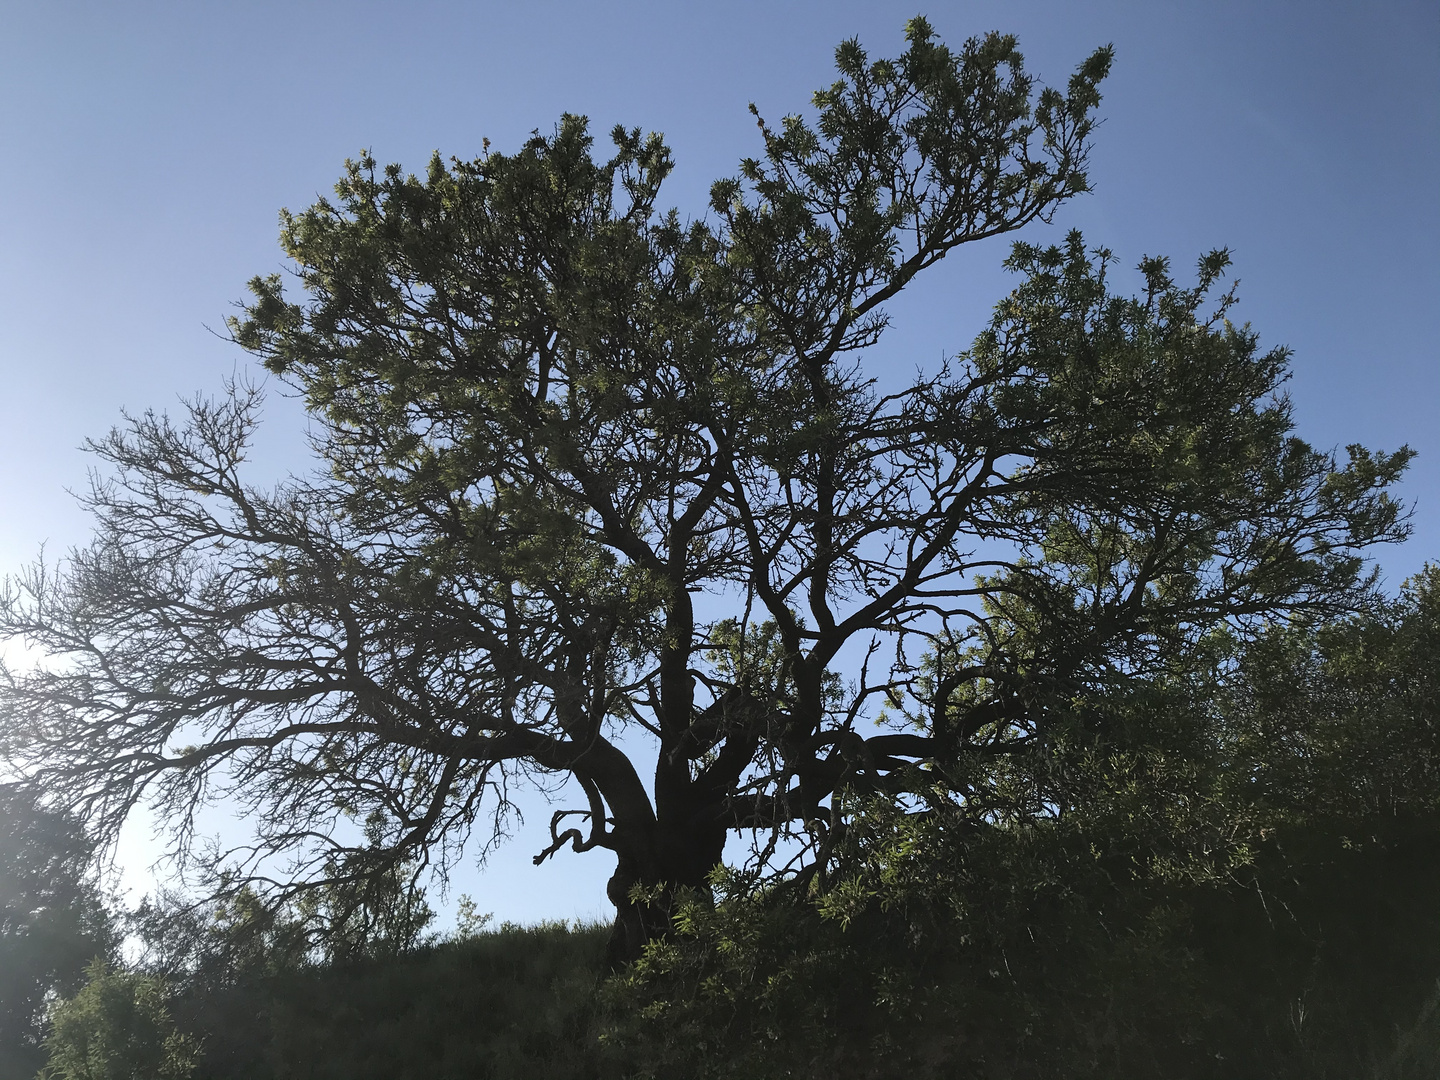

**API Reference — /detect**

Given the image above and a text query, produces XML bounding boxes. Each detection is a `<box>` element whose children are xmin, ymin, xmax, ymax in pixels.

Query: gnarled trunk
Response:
<box><xmin>603</xmin><ymin>810</ymin><xmax>728</xmax><ymax>968</ymax></box>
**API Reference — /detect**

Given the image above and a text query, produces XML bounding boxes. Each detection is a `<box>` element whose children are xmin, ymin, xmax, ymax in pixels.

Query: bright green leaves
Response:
<box><xmin>41</xmin><ymin>961</ymin><xmax>201</xmax><ymax>1080</ymax></box>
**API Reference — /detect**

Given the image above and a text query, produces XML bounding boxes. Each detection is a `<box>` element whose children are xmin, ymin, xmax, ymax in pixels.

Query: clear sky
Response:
<box><xmin>2</xmin><ymin>0</ymin><xmax>1436</xmax><ymax>927</ymax></box>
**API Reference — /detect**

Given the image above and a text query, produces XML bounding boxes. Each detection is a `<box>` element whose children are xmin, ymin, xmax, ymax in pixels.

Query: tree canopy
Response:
<box><xmin>0</xmin><ymin>19</ymin><xmax>1412</xmax><ymax>962</ymax></box>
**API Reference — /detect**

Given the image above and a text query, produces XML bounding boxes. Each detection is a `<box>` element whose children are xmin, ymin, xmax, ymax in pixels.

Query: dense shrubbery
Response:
<box><xmin>603</xmin><ymin>570</ymin><xmax>1440</xmax><ymax>1078</ymax></box>
<box><xmin>39</xmin><ymin>960</ymin><xmax>200</xmax><ymax>1080</ymax></box>
<box><xmin>36</xmin><ymin>918</ymin><xmax>609</xmax><ymax>1080</ymax></box>
<box><xmin>603</xmin><ymin>809</ymin><xmax>1440</xmax><ymax>1078</ymax></box>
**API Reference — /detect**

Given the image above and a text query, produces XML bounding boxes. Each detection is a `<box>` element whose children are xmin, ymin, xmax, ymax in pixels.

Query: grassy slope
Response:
<box><xmin>166</xmin><ymin>895</ymin><xmax>1440</xmax><ymax>1080</ymax></box>
<box><xmin>181</xmin><ymin>922</ymin><xmax>610</xmax><ymax>1080</ymax></box>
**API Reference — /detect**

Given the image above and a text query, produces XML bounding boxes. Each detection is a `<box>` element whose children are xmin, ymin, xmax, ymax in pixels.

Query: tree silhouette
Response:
<box><xmin>0</xmin><ymin>20</ymin><xmax>1410</xmax><ymax>961</ymax></box>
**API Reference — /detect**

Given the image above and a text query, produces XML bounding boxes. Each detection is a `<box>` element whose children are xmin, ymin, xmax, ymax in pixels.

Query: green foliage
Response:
<box><xmin>0</xmin><ymin>789</ymin><xmax>116</xmax><ymax>1077</ymax></box>
<box><xmin>292</xmin><ymin>847</ymin><xmax>437</xmax><ymax>964</ymax></box>
<box><xmin>40</xmin><ymin>959</ymin><xmax>200</xmax><ymax>1080</ymax></box>
<box><xmin>49</xmin><ymin>556</ymin><xmax>1436</xmax><ymax>1080</ymax></box>
<box><xmin>0</xmin><ymin>21</ymin><xmax>1428</xmax><ymax>1074</ymax></box>
<box><xmin>0</xmin><ymin>21</ymin><xmax>1133</xmax><ymax>961</ymax></box>
<box><xmin>125</xmin><ymin>889</ymin><xmax>309</xmax><ymax>991</ymax></box>
<box><xmin>451</xmin><ymin>894</ymin><xmax>494</xmax><ymax>938</ymax></box>
<box><xmin>605</xmin><ymin>571</ymin><xmax>1440</xmax><ymax>1078</ymax></box>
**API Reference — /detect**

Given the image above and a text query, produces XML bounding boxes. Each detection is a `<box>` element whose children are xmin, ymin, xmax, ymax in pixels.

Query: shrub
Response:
<box><xmin>41</xmin><ymin>959</ymin><xmax>199</xmax><ymax>1080</ymax></box>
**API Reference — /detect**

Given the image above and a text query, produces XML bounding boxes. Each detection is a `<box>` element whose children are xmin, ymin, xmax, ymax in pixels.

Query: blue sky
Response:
<box><xmin>2</xmin><ymin>0</ymin><xmax>1436</xmax><ymax>926</ymax></box>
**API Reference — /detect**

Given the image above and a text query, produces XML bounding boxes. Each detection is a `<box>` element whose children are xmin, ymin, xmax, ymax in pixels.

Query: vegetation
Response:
<box><xmin>11</xmin><ymin>571</ymin><xmax>1439</xmax><ymax>1076</ymax></box>
<box><xmin>607</xmin><ymin>568</ymin><xmax>1440</xmax><ymax>1077</ymax></box>
<box><xmin>25</xmin><ymin>566</ymin><xmax>1440</xmax><ymax>1077</ymax></box>
<box><xmin>0</xmin><ymin>19</ymin><xmax>1411</xmax><ymax>970</ymax></box>
<box><xmin>0</xmin><ymin>15</ymin><xmax>1432</xmax><ymax>1079</ymax></box>
<box><xmin>159</xmin><ymin>921</ymin><xmax>607</xmax><ymax>1080</ymax></box>
<box><xmin>34</xmin><ymin>573</ymin><xmax>1434</xmax><ymax>1078</ymax></box>
<box><xmin>39</xmin><ymin>960</ymin><xmax>199</xmax><ymax>1080</ymax></box>
<box><xmin>0</xmin><ymin>789</ymin><xmax>116</xmax><ymax>1077</ymax></box>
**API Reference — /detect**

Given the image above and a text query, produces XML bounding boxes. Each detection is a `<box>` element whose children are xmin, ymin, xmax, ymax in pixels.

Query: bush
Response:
<box><xmin>41</xmin><ymin>959</ymin><xmax>200</xmax><ymax>1080</ymax></box>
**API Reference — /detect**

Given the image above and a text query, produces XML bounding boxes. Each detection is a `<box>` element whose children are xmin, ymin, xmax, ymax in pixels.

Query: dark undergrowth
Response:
<box><xmin>178</xmin><ymin>921</ymin><xmax>610</xmax><ymax>1080</ymax></box>
<box><xmin>139</xmin><ymin>828</ymin><xmax>1440</xmax><ymax>1080</ymax></box>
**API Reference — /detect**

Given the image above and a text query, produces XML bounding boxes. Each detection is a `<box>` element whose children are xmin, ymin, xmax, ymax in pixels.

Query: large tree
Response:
<box><xmin>0</xmin><ymin>20</ymin><xmax>1411</xmax><ymax>961</ymax></box>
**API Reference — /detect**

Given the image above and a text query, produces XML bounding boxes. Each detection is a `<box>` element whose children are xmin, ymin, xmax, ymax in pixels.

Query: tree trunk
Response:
<box><xmin>602</xmin><ymin>811</ymin><xmax>728</xmax><ymax>969</ymax></box>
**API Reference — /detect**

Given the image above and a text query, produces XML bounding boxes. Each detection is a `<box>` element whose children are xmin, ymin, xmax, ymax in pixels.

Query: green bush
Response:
<box><xmin>0</xmin><ymin>790</ymin><xmax>117</xmax><ymax>1076</ymax></box>
<box><xmin>603</xmin><ymin>808</ymin><xmax>1440</xmax><ymax>1079</ymax></box>
<box><xmin>41</xmin><ymin>959</ymin><xmax>199</xmax><ymax>1080</ymax></box>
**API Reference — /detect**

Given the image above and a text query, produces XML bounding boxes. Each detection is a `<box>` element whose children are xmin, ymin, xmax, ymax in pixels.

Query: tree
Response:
<box><xmin>40</xmin><ymin>960</ymin><xmax>200</xmax><ymax>1080</ymax></box>
<box><xmin>0</xmin><ymin>786</ymin><xmax>116</xmax><ymax>1076</ymax></box>
<box><xmin>0</xmin><ymin>19</ymin><xmax>1411</xmax><ymax>963</ymax></box>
